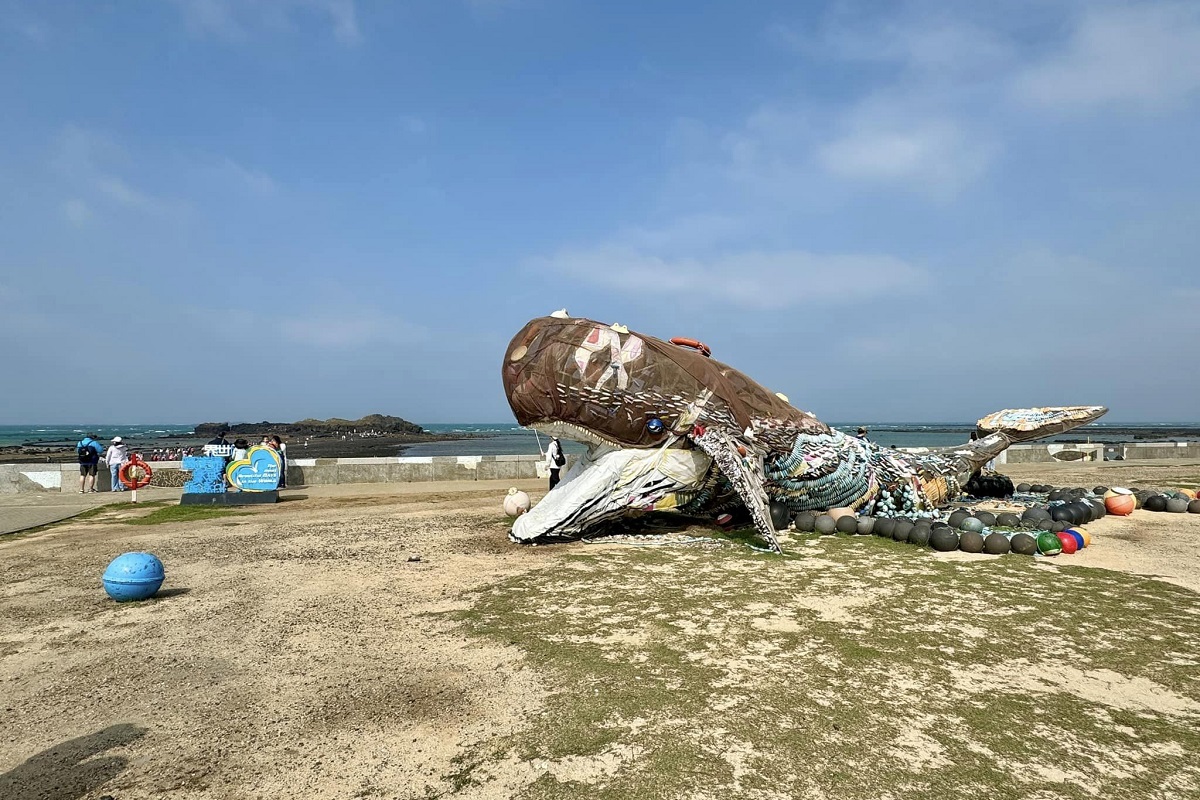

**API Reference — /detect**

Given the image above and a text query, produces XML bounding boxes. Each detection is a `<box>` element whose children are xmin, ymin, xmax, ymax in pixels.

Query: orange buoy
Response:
<box><xmin>1105</xmin><ymin>494</ymin><xmax>1135</xmax><ymax>516</ymax></box>
<box><xmin>669</xmin><ymin>337</ymin><xmax>712</xmax><ymax>357</ymax></box>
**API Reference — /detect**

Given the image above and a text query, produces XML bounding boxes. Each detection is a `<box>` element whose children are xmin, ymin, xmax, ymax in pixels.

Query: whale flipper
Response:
<box><xmin>691</xmin><ymin>427</ymin><xmax>781</xmax><ymax>553</ymax></box>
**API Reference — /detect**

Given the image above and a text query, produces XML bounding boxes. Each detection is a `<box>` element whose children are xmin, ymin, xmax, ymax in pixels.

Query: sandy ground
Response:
<box><xmin>1</xmin><ymin>462</ymin><xmax>1198</xmax><ymax>799</ymax></box>
<box><xmin>998</xmin><ymin>460</ymin><xmax>1200</xmax><ymax>592</ymax></box>
<box><xmin>0</xmin><ymin>481</ymin><xmax>554</xmax><ymax>799</ymax></box>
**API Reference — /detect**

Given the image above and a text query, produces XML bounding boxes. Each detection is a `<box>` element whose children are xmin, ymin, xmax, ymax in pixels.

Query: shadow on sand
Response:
<box><xmin>0</xmin><ymin>723</ymin><xmax>145</xmax><ymax>800</ymax></box>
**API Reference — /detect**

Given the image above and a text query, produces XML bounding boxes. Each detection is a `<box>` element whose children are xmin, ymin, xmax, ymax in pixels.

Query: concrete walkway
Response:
<box><xmin>0</xmin><ymin>478</ymin><xmax>546</xmax><ymax>536</ymax></box>
<box><xmin>0</xmin><ymin>487</ymin><xmax>184</xmax><ymax>536</ymax></box>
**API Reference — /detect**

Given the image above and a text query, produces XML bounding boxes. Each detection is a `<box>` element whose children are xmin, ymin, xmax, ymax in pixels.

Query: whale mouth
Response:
<box><xmin>511</xmin><ymin>444</ymin><xmax>713</xmax><ymax>543</ymax></box>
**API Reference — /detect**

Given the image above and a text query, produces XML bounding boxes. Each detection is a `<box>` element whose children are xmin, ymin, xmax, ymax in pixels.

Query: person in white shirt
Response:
<box><xmin>105</xmin><ymin>437</ymin><xmax>129</xmax><ymax>492</ymax></box>
<box><xmin>544</xmin><ymin>436</ymin><xmax>565</xmax><ymax>490</ymax></box>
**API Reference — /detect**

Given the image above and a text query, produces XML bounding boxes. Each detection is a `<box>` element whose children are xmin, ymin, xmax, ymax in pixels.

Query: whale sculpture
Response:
<box><xmin>503</xmin><ymin>313</ymin><xmax>1106</xmax><ymax>551</ymax></box>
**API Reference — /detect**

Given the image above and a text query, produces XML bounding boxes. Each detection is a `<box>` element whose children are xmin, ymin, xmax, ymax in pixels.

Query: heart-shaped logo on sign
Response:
<box><xmin>225</xmin><ymin>446</ymin><xmax>282</xmax><ymax>492</ymax></box>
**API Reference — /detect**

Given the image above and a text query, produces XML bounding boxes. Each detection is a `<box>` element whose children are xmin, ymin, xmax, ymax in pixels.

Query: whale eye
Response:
<box><xmin>646</xmin><ymin>418</ymin><xmax>664</xmax><ymax>435</ymax></box>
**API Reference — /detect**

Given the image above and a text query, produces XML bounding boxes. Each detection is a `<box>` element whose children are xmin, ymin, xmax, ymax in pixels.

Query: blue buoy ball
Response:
<box><xmin>102</xmin><ymin>552</ymin><xmax>165</xmax><ymax>602</ymax></box>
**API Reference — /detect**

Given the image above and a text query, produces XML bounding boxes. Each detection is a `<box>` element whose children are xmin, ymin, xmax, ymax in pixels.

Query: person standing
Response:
<box><xmin>76</xmin><ymin>433</ymin><xmax>104</xmax><ymax>493</ymax></box>
<box><xmin>855</xmin><ymin>427</ymin><xmax>870</xmax><ymax>441</ymax></box>
<box><xmin>105</xmin><ymin>437</ymin><xmax>129</xmax><ymax>492</ymax></box>
<box><xmin>271</xmin><ymin>435</ymin><xmax>288</xmax><ymax>488</ymax></box>
<box><xmin>544</xmin><ymin>436</ymin><xmax>565</xmax><ymax>490</ymax></box>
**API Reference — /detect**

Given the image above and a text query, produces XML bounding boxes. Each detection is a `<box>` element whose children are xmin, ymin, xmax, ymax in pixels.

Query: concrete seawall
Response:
<box><xmin>994</xmin><ymin>442</ymin><xmax>1200</xmax><ymax>464</ymax></box>
<box><xmin>2</xmin><ymin>442</ymin><xmax>1197</xmax><ymax>493</ymax></box>
<box><xmin>0</xmin><ymin>454</ymin><xmax>559</xmax><ymax>494</ymax></box>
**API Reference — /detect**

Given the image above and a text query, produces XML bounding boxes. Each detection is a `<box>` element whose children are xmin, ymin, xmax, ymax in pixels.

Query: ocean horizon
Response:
<box><xmin>3</xmin><ymin>421</ymin><xmax>1199</xmax><ymax>458</ymax></box>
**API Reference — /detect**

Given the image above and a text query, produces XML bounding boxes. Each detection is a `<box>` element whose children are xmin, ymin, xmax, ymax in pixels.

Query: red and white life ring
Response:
<box><xmin>119</xmin><ymin>456</ymin><xmax>153</xmax><ymax>490</ymax></box>
<box><xmin>669</xmin><ymin>337</ymin><xmax>712</xmax><ymax>357</ymax></box>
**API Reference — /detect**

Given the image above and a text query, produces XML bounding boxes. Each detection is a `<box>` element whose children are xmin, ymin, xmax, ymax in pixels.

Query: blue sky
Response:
<box><xmin>2</xmin><ymin>0</ymin><xmax>1198</xmax><ymax>425</ymax></box>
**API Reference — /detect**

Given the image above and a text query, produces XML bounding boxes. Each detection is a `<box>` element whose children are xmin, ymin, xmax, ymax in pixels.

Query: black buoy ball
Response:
<box><xmin>1050</xmin><ymin>506</ymin><xmax>1075</xmax><ymax>523</ymax></box>
<box><xmin>929</xmin><ymin>528</ymin><xmax>960</xmax><ymax>552</ymax></box>
<box><xmin>836</xmin><ymin>515</ymin><xmax>859</xmax><ymax>533</ymax></box>
<box><xmin>1010</xmin><ymin>532</ymin><xmax>1038</xmax><ymax>555</ymax></box>
<box><xmin>770</xmin><ymin>501</ymin><xmax>793</xmax><ymax>530</ymax></box>
<box><xmin>959</xmin><ymin>530</ymin><xmax>985</xmax><ymax>553</ymax></box>
<box><xmin>1166</xmin><ymin>498</ymin><xmax>1190</xmax><ymax>513</ymax></box>
<box><xmin>794</xmin><ymin>511</ymin><xmax>816</xmax><ymax>533</ymax></box>
<box><xmin>996</xmin><ymin>512</ymin><xmax>1021</xmax><ymax>528</ymax></box>
<box><xmin>815</xmin><ymin>514</ymin><xmax>837</xmax><ymax>534</ymax></box>
<box><xmin>983</xmin><ymin>533</ymin><xmax>1011</xmax><ymax>555</ymax></box>
<box><xmin>1144</xmin><ymin>495</ymin><xmax>1168</xmax><ymax>512</ymax></box>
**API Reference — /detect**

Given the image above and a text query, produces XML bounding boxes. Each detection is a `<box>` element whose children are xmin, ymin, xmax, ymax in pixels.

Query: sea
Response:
<box><xmin>2</xmin><ymin>422</ymin><xmax>1196</xmax><ymax>458</ymax></box>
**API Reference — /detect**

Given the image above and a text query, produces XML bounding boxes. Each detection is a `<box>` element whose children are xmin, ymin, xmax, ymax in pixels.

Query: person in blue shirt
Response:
<box><xmin>76</xmin><ymin>433</ymin><xmax>105</xmax><ymax>493</ymax></box>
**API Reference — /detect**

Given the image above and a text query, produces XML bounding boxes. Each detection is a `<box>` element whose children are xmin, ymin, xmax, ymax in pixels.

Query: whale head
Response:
<box><xmin>502</xmin><ymin>315</ymin><xmax>820</xmax><ymax>450</ymax></box>
<box><xmin>501</xmin><ymin>315</ymin><xmax>825</xmax><ymax>542</ymax></box>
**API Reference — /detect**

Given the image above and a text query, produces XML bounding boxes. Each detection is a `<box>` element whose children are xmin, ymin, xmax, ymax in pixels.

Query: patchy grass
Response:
<box><xmin>126</xmin><ymin>505</ymin><xmax>249</xmax><ymax>525</ymax></box>
<box><xmin>709</xmin><ymin>526</ymin><xmax>790</xmax><ymax>554</ymax></box>
<box><xmin>445</xmin><ymin>535</ymin><xmax>1200</xmax><ymax>799</ymax></box>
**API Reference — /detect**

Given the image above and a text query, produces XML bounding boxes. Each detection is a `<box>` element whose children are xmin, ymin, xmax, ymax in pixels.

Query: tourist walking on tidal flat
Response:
<box><xmin>545</xmin><ymin>436</ymin><xmax>565</xmax><ymax>490</ymax></box>
<box><xmin>105</xmin><ymin>437</ymin><xmax>129</xmax><ymax>492</ymax></box>
<box><xmin>76</xmin><ymin>433</ymin><xmax>104</xmax><ymax>493</ymax></box>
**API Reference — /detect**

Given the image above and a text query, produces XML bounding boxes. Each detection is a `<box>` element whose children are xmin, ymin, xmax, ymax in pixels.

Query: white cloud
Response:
<box><xmin>62</xmin><ymin>199</ymin><xmax>92</xmax><ymax>226</ymax></box>
<box><xmin>171</xmin><ymin>0</ymin><xmax>361</xmax><ymax>45</ymax></box>
<box><xmin>532</xmin><ymin>246</ymin><xmax>928</xmax><ymax>310</ymax></box>
<box><xmin>399</xmin><ymin>114</ymin><xmax>428</xmax><ymax>135</ymax></box>
<box><xmin>1013</xmin><ymin>2</ymin><xmax>1200</xmax><ymax>110</ymax></box>
<box><xmin>96</xmin><ymin>176</ymin><xmax>154</xmax><ymax>208</ymax></box>
<box><xmin>276</xmin><ymin>311</ymin><xmax>428</xmax><ymax>348</ymax></box>
<box><xmin>52</xmin><ymin>126</ymin><xmax>185</xmax><ymax>219</ymax></box>
<box><xmin>723</xmin><ymin>10</ymin><xmax>1014</xmax><ymax>203</ymax></box>
<box><xmin>817</xmin><ymin>115</ymin><xmax>996</xmax><ymax>198</ymax></box>
<box><xmin>207</xmin><ymin>157</ymin><xmax>278</xmax><ymax>195</ymax></box>
<box><xmin>51</xmin><ymin>126</ymin><xmax>279</xmax><ymax>224</ymax></box>
<box><xmin>773</xmin><ymin>13</ymin><xmax>1013</xmax><ymax>76</ymax></box>
<box><xmin>613</xmin><ymin>214</ymin><xmax>745</xmax><ymax>253</ymax></box>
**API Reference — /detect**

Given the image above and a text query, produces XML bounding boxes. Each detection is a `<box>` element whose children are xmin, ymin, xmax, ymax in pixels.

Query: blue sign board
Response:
<box><xmin>226</xmin><ymin>446</ymin><xmax>282</xmax><ymax>492</ymax></box>
<box><xmin>182</xmin><ymin>455</ymin><xmax>227</xmax><ymax>494</ymax></box>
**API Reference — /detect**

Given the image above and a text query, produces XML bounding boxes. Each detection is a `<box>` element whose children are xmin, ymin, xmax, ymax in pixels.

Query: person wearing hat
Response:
<box><xmin>855</xmin><ymin>427</ymin><xmax>870</xmax><ymax>442</ymax></box>
<box><xmin>105</xmin><ymin>436</ymin><xmax>130</xmax><ymax>492</ymax></box>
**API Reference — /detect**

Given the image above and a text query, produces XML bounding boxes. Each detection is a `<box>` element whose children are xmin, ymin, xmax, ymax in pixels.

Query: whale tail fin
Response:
<box><xmin>975</xmin><ymin>406</ymin><xmax>1108</xmax><ymax>444</ymax></box>
<box><xmin>935</xmin><ymin>406</ymin><xmax>1108</xmax><ymax>481</ymax></box>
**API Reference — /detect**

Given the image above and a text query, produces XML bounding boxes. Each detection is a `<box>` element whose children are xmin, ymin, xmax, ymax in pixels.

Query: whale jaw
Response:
<box><xmin>511</xmin><ymin>445</ymin><xmax>713</xmax><ymax>543</ymax></box>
